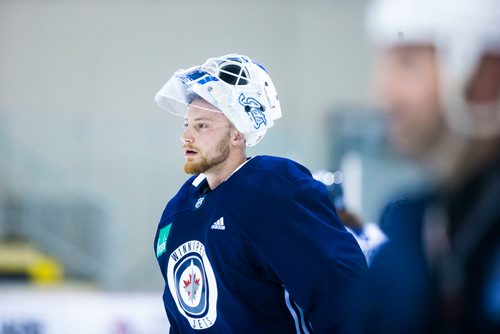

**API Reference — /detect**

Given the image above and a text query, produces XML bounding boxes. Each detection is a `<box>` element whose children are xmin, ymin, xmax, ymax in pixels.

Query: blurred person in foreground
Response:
<box><xmin>313</xmin><ymin>169</ymin><xmax>387</xmax><ymax>265</ymax></box>
<box><xmin>366</xmin><ymin>0</ymin><xmax>500</xmax><ymax>332</ymax></box>
<box><xmin>153</xmin><ymin>54</ymin><xmax>367</xmax><ymax>333</ymax></box>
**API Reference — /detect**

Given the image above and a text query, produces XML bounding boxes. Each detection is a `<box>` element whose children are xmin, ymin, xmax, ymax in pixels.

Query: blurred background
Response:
<box><xmin>0</xmin><ymin>0</ymin><xmax>424</xmax><ymax>332</ymax></box>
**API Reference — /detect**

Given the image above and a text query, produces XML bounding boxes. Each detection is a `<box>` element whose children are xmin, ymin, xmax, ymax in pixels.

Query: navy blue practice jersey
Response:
<box><xmin>154</xmin><ymin>156</ymin><xmax>368</xmax><ymax>333</ymax></box>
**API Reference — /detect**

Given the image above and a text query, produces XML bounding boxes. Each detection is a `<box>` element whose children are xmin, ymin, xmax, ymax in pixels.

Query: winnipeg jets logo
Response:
<box><xmin>183</xmin><ymin>260</ymin><xmax>202</xmax><ymax>304</ymax></box>
<box><xmin>239</xmin><ymin>93</ymin><xmax>267</xmax><ymax>129</ymax></box>
<box><xmin>167</xmin><ymin>240</ymin><xmax>218</xmax><ymax>330</ymax></box>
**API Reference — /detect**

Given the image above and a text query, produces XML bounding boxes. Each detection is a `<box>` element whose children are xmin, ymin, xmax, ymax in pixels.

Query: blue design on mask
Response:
<box><xmin>238</xmin><ymin>93</ymin><xmax>267</xmax><ymax>129</ymax></box>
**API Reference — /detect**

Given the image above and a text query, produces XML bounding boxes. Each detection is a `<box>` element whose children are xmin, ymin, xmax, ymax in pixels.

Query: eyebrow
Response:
<box><xmin>184</xmin><ymin>117</ymin><xmax>213</xmax><ymax>122</ymax></box>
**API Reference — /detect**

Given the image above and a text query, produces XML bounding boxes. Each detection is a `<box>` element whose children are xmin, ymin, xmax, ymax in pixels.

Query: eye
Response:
<box><xmin>197</xmin><ymin>123</ymin><xmax>208</xmax><ymax>129</ymax></box>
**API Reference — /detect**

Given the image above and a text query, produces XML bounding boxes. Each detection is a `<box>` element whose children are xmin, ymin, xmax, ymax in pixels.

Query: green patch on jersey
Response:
<box><xmin>156</xmin><ymin>223</ymin><xmax>172</xmax><ymax>258</ymax></box>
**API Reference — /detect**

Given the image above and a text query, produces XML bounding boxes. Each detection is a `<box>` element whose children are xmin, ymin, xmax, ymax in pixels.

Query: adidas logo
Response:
<box><xmin>211</xmin><ymin>217</ymin><xmax>225</xmax><ymax>230</ymax></box>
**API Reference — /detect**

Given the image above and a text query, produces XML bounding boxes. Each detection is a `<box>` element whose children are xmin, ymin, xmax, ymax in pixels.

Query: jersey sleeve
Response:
<box><xmin>166</xmin><ymin>309</ymin><xmax>180</xmax><ymax>334</ymax></box>
<box><xmin>245</xmin><ymin>178</ymin><xmax>369</xmax><ymax>333</ymax></box>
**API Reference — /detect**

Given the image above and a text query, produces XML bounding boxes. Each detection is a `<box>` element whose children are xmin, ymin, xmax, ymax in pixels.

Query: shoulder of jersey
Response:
<box><xmin>240</xmin><ymin>155</ymin><xmax>313</xmax><ymax>191</ymax></box>
<box><xmin>163</xmin><ymin>175</ymin><xmax>201</xmax><ymax>213</ymax></box>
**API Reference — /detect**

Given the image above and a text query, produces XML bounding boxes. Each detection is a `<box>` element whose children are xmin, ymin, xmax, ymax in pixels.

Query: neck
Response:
<box><xmin>204</xmin><ymin>153</ymin><xmax>247</xmax><ymax>190</ymax></box>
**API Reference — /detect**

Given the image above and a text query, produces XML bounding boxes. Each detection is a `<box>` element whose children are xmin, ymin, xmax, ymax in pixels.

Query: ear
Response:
<box><xmin>231</xmin><ymin>129</ymin><xmax>246</xmax><ymax>146</ymax></box>
<box><xmin>466</xmin><ymin>54</ymin><xmax>500</xmax><ymax>104</ymax></box>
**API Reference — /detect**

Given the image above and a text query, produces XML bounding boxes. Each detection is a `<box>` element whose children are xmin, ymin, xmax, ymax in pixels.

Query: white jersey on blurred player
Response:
<box><xmin>313</xmin><ymin>169</ymin><xmax>387</xmax><ymax>265</ymax></box>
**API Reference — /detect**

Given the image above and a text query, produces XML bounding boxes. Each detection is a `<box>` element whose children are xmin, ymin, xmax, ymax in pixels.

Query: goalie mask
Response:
<box><xmin>155</xmin><ymin>54</ymin><xmax>282</xmax><ymax>147</ymax></box>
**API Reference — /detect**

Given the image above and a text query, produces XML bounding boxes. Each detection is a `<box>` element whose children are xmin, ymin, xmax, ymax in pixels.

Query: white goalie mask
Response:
<box><xmin>367</xmin><ymin>0</ymin><xmax>500</xmax><ymax>138</ymax></box>
<box><xmin>155</xmin><ymin>54</ymin><xmax>282</xmax><ymax>147</ymax></box>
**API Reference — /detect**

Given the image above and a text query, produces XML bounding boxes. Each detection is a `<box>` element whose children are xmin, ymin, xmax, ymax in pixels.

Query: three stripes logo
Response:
<box><xmin>211</xmin><ymin>217</ymin><xmax>225</xmax><ymax>230</ymax></box>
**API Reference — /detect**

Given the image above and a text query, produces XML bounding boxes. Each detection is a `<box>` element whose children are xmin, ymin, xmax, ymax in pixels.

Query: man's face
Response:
<box><xmin>375</xmin><ymin>45</ymin><xmax>446</xmax><ymax>158</ymax></box>
<box><xmin>181</xmin><ymin>99</ymin><xmax>232</xmax><ymax>175</ymax></box>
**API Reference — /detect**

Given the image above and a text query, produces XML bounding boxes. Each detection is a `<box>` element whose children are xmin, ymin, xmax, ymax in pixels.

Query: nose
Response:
<box><xmin>375</xmin><ymin>61</ymin><xmax>402</xmax><ymax>115</ymax></box>
<box><xmin>181</xmin><ymin>125</ymin><xmax>194</xmax><ymax>144</ymax></box>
